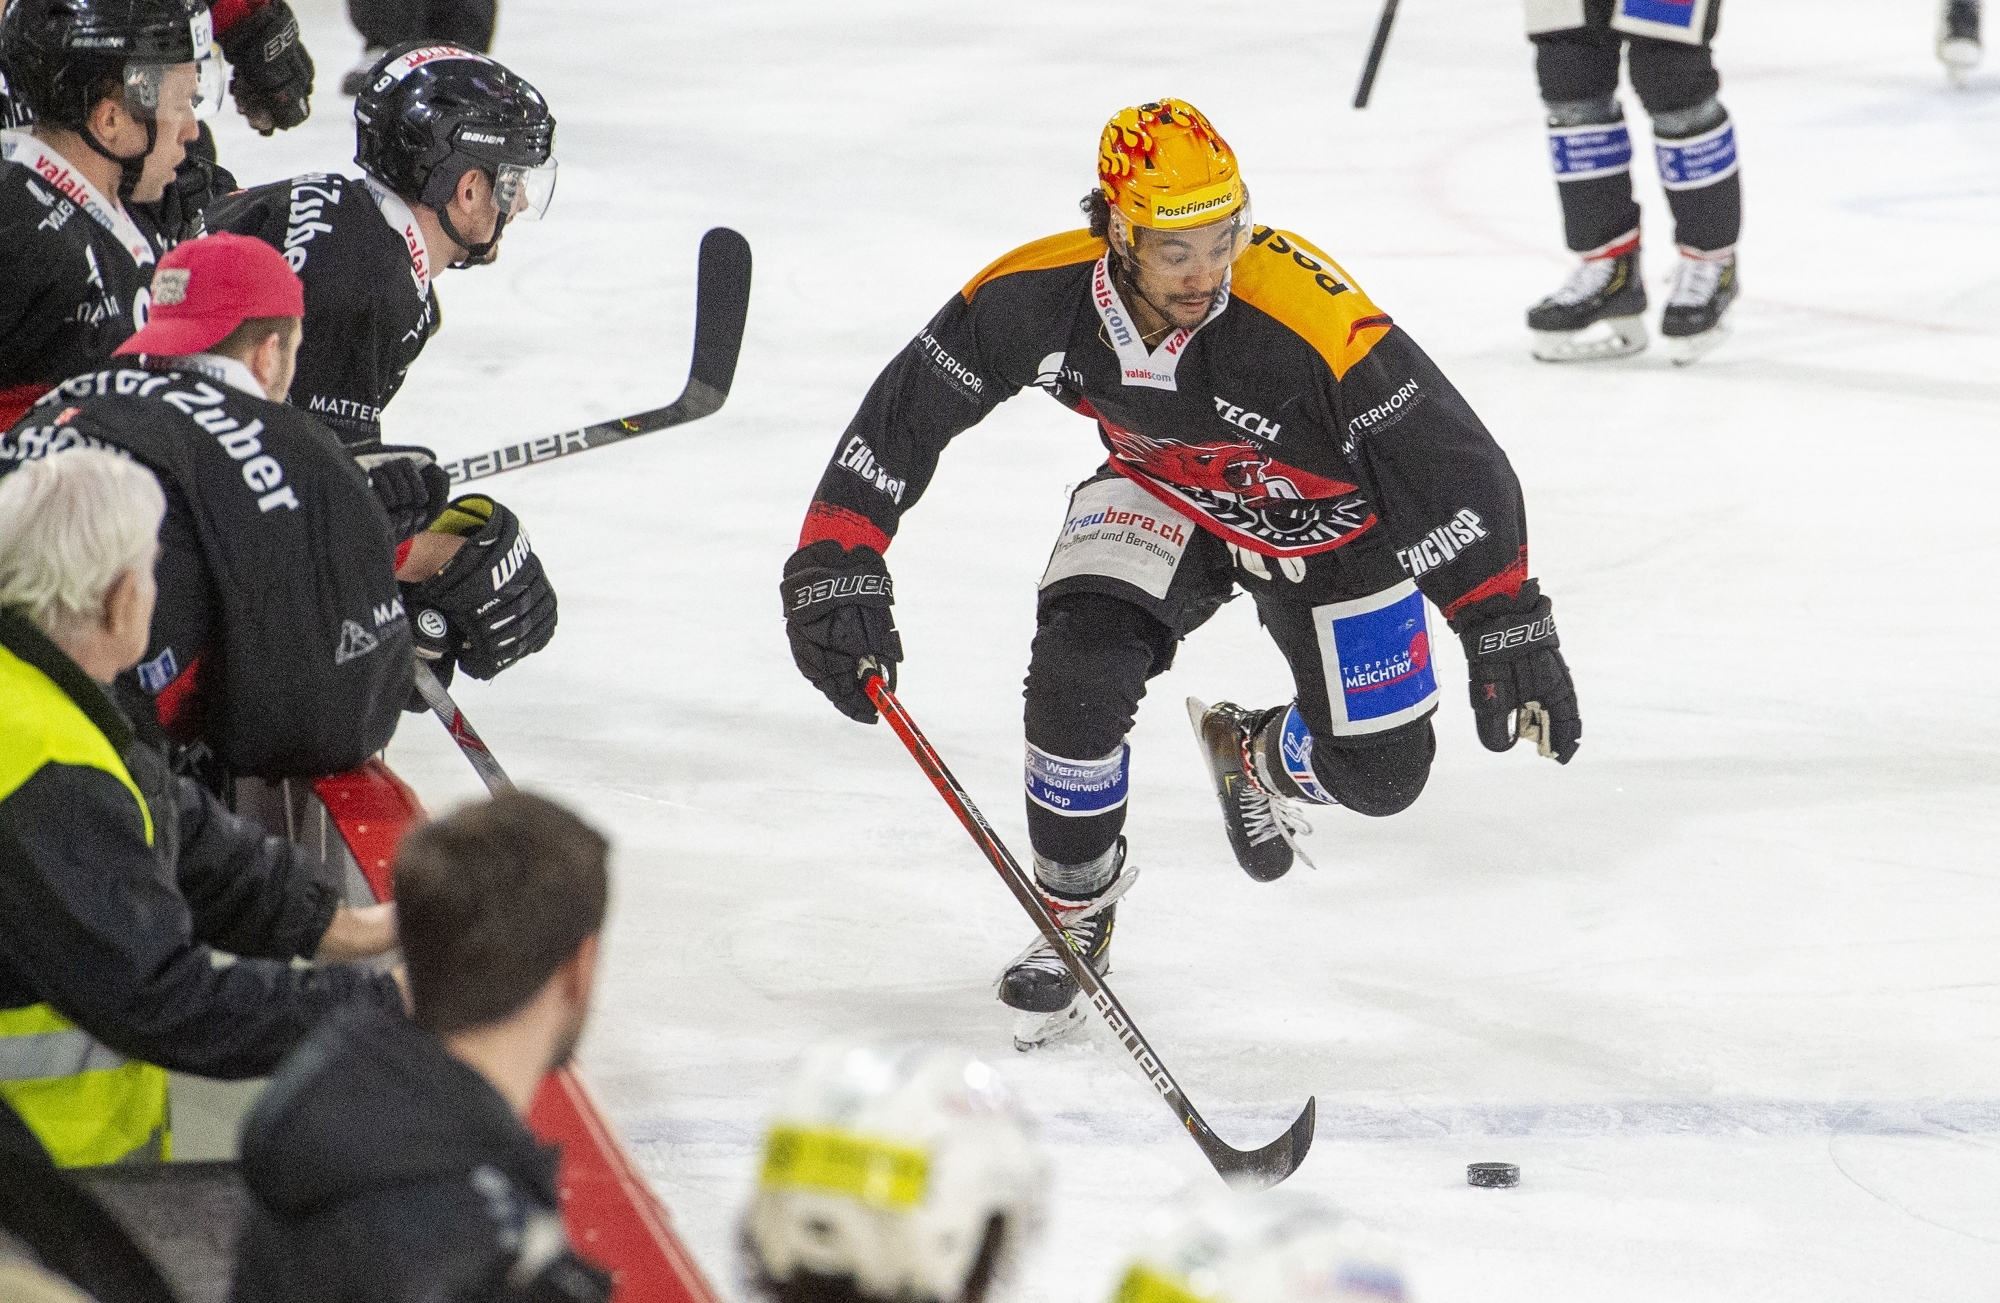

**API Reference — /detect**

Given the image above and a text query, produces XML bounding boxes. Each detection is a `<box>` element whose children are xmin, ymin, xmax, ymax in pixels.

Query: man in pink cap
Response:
<box><xmin>0</xmin><ymin>232</ymin><xmax>413</xmax><ymax>791</ymax></box>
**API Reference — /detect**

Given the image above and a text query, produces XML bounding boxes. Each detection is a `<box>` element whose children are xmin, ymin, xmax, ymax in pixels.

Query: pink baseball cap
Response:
<box><xmin>115</xmin><ymin>233</ymin><xmax>306</xmax><ymax>359</ymax></box>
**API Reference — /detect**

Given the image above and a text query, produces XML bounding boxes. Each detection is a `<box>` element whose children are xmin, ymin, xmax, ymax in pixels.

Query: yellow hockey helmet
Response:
<box><xmin>1097</xmin><ymin>98</ymin><xmax>1245</xmax><ymax>231</ymax></box>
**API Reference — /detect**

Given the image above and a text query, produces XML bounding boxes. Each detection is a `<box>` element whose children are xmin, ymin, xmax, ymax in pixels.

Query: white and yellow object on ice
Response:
<box><xmin>744</xmin><ymin>1042</ymin><xmax>1048</xmax><ymax>1303</ymax></box>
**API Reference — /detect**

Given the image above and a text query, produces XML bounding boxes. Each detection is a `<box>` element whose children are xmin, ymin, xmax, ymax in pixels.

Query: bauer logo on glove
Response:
<box><xmin>781</xmin><ymin>541</ymin><xmax>902</xmax><ymax>724</ymax></box>
<box><xmin>1474</xmin><ymin>612</ymin><xmax>1557</xmax><ymax>656</ymax></box>
<box><xmin>1454</xmin><ymin>582</ymin><xmax>1581</xmax><ymax>764</ymax></box>
<box><xmin>789</xmin><ymin>572</ymin><xmax>892</xmax><ymax>613</ymax></box>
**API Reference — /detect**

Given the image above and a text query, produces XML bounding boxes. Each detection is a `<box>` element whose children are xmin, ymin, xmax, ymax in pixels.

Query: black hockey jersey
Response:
<box><xmin>0</xmin><ymin>358</ymin><xmax>412</xmax><ymax>779</ymax></box>
<box><xmin>0</xmin><ymin>130</ymin><xmax>170</xmax><ymax>411</ymax></box>
<box><xmin>206</xmin><ymin>172</ymin><xmax>440</xmax><ymax>447</ymax></box>
<box><xmin>800</xmin><ymin>226</ymin><xmax>1530</xmax><ymax>622</ymax></box>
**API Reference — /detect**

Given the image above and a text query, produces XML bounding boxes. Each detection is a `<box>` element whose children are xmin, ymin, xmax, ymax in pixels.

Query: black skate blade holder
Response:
<box><xmin>860</xmin><ymin>663</ymin><xmax>1316</xmax><ymax>1188</ymax></box>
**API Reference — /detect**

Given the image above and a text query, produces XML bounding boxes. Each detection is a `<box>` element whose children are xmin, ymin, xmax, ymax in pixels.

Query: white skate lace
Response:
<box><xmin>1002</xmin><ymin>860</ymin><xmax>1139</xmax><ymax>978</ymax></box>
<box><xmin>1546</xmin><ymin>255</ymin><xmax>1619</xmax><ymax>307</ymax></box>
<box><xmin>1236</xmin><ymin>781</ymin><xmax>1309</xmax><ymax>845</ymax></box>
<box><xmin>1237</xmin><ymin>729</ymin><xmax>1321</xmax><ymax>870</ymax></box>
<box><xmin>1235</xmin><ymin>777</ymin><xmax>1320</xmax><ymax>870</ymax></box>
<box><xmin>1667</xmin><ymin>251</ymin><xmax>1729</xmax><ymax>308</ymax></box>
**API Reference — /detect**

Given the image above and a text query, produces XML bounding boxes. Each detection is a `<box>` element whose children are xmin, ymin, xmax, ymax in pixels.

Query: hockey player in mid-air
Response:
<box><xmin>208</xmin><ymin>40</ymin><xmax>560</xmax><ymax>696</ymax></box>
<box><xmin>783</xmin><ymin>100</ymin><xmax>1581</xmax><ymax>1048</ymax></box>
<box><xmin>1524</xmin><ymin>0</ymin><xmax>1742</xmax><ymax>364</ymax></box>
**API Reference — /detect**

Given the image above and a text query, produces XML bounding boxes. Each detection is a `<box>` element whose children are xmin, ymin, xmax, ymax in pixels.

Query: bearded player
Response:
<box><xmin>781</xmin><ymin>101</ymin><xmax>1582</xmax><ymax>1048</ymax></box>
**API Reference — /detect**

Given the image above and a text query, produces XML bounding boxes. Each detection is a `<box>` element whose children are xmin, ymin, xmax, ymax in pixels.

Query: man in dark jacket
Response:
<box><xmin>0</xmin><ymin>448</ymin><xmax>404</xmax><ymax>1167</ymax></box>
<box><xmin>233</xmin><ymin>791</ymin><xmax>613</xmax><ymax>1302</ymax></box>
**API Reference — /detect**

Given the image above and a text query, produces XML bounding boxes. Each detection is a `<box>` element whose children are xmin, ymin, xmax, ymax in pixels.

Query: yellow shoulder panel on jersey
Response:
<box><xmin>1229</xmin><ymin>227</ymin><xmax>1394</xmax><ymax>380</ymax></box>
<box><xmin>961</xmin><ymin>229</ymin><xmax>1104</xmax><ymax>302</ymax></box>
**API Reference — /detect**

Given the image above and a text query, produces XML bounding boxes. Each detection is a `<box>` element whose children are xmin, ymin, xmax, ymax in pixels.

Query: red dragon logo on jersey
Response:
<box><xmin>1102</xmin><ymin>426</ymin><xmax>1355</xmax><ymax>507</ymax></box>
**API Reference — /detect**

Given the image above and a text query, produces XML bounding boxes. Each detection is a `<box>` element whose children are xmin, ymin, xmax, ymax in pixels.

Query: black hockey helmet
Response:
<box><xmin>353</xmin><ymin>41</ymin><xmax>556</xmax><ymax>231</ymax></box>
<box><xmin>0</xmin><ymin>0</ymin><xmax>218</xmax><ymax>129</ymax></box>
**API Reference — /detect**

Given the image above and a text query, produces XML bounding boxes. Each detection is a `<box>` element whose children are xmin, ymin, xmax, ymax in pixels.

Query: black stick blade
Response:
<box><xmin>657</xmin><ymin>226</ymin><xmax>752</xmax><ymax>426</ymax></box>
<box><xmin>443</xmin><ymin>228</ymin><xmax>753</xmax><ymax>483</ymax></box>
<box><xmin>1199</xmin><ymin>1096</ymin><xmax>1316</xmax><ymax>1190</ymax></box>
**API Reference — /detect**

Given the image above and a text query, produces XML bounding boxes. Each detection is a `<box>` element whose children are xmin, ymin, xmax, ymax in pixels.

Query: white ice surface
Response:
<box><xmin>219</xmin><ymin>2</ymin><xmax>2000</xmax><ymax>1298</ymax></box>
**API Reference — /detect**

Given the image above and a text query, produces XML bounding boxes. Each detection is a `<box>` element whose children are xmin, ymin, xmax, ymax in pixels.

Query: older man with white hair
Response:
<box><xmin>0</xmin><ymin>448</ymin><xmax>405</xmax><ymax>1168</ymax></box>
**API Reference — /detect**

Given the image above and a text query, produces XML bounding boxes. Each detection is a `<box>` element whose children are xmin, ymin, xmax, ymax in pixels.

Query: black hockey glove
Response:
<box><xmin>403</xmin><ymin>496</ymin><xmax>558</xmax><ymax>681</ymax></box>
<box><xmin>1455</xmin><ymin>581</ymin><xmax>1581</xmax><ymax>764</ymax></box>
<box><xmin>782</xmin><ymin>540</ymin><xmax>902</xmax><ymax>724</ymax></box>
<box><xmin>220</xmin><ymin>0</ymin><xmax>314</xmax><ymax>134</ymax></box>
<box><xmin>148</xmin><ymin>128</ymin><xmax>235</xmax><ymax>241</ymax></box>
<box><xmin>354</xmin><ymin>445</ymin><xmax>450</xmax><ymax>542</ymax></box>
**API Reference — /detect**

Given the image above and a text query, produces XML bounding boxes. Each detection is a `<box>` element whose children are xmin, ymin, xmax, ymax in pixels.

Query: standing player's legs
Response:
<box><xmin>1527</xmin><ymin>17</ymin><xmax>1649</xmax><ymax>360</ymax></box>
<box><xmin>341</xmin><ymin>0</ymin><xmax>413</xmax><ymax>95</ymax></box>
<box><xmin>1939</xmin><ymin>0</ymin><xmax>1983</xmax><ymax>85</ymax></box>
<box><xmin>420</xmin><ymin>0</ymin><xmax>500</xmax><ymax>51</ymax></box>
<box><xmin>1627</xmin><ymin>31</ymin><xmax>1742</xmax><ymax>357</ymax></box>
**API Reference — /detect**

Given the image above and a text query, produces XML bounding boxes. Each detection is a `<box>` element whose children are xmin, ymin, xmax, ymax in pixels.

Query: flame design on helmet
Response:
<box><xmin>1097</xmin><ymin>98</ymin><xmax>1245</xmax><ymax>231</ymax></box>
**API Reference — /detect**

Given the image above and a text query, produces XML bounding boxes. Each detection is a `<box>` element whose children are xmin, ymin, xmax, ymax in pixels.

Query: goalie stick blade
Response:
<box><xmin>1196</xmin><ymin>1095</ymin><xmax>1316</xmax><ymax>1191</ymax></box>
<box><xmin>442</xmin><ymin>227</ymin><xmax>753</xmax><ymax>485</ymax></box>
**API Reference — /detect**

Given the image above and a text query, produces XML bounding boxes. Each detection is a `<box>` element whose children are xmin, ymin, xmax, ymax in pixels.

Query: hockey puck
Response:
<box><xmin>1467</xmin><ymin>1162</ymin><xmax>1519</xmax><ymax>1188</ymax></box>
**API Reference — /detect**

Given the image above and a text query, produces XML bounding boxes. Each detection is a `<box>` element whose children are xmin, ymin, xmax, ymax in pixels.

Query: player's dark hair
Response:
<box><xmin>394</xmin><ymin>790</ymin><xmax>610</xmax><ymax>1036</ymax></box>
<box><xmin>1081</xmin><ymin>189</ymin><xmax>1111</xmax><ymax>239</ymax></box>
<box><xmin>209</xmin><ymin>316</ymin><xmax>301</xmax><ymax>361</ymax></box>
<box><xmin>74</xmin><ymin>65</ymin><xmax>126</xmax><ymax>124</ymax></box>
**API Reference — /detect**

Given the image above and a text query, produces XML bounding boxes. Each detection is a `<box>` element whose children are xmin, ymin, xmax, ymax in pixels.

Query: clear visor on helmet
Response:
<box><xmin>494</xmin><ymin>157</ymin><xmax>558</xmax><ymax>221</ymax></box>
<box><xmin>122</xmin><ymin>53</ymin><xmax>224</xmax><ymax>125</ymax></box>
<box><xmin>1115</xmin><ymin>202</ymin><xmax>1254</xmax><ymax>277</ymax></box>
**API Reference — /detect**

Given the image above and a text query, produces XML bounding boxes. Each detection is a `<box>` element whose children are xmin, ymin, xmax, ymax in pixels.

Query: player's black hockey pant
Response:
<box><xmin>347</xmin><ymin>0</ymin><xmax>497</xmax><ymax>51</ymax></box>
<box><xmin>1023</xmin><ymin>479</ymin><xmax>1436</xmax><ymax>869</ymax></box>
<box><xmin>1534</xmin><ymin>0</ymin><xmax>1740</xmax><ymax>253</ymax></box>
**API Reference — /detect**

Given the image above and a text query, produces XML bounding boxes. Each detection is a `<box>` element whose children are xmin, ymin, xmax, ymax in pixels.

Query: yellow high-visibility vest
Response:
<box><xmin>0</xmin><ymin>639</ymin><xmax>171</xmax><ymax>1166</ymax></box>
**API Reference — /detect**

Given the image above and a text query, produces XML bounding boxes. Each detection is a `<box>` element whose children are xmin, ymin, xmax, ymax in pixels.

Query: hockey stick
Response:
<box><xmin>1352</xmin><ymin>0</ymin><xmax>1401</xmax><ymax>108</ymax></box>
<box><xmin>411</xmin><ymin>659</ymin><xmax>514</xmax><ymax>794</ymax></box>
<box><xmin>439</xmin><ymin>227</ymin><xmax>753</xmax><ymax>486</ymax></box>
<box><xmin>860</xmin><ymin>669</ymin><xmax>1316</xmax><ymax>1189</ymax></box>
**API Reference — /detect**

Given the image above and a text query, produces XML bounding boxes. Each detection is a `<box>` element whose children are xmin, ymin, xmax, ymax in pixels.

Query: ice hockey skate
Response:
<box><xmin>1661</xmin><ymin>246</ymin><xmax>1739</xmax><ymax>367</ymax></box>
<box><xmin>997</xmin><ymin>841</ymin><xmax>1135</xmax><ymax>1051</ymax></box>
<box><xmin>1939</xmin><ymin>0</ymin><xmax>1983</xmax><ymax>85</ymax></box>
<box><xmin>1186</xmin><ymin>699</ymin><xmax>1318</xmax><ymax>882</ymax></box>
<box><xmin>1527</xmin><ymin>237</ymin><xmax>1648</xmax><ymax>362</ymax></box>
